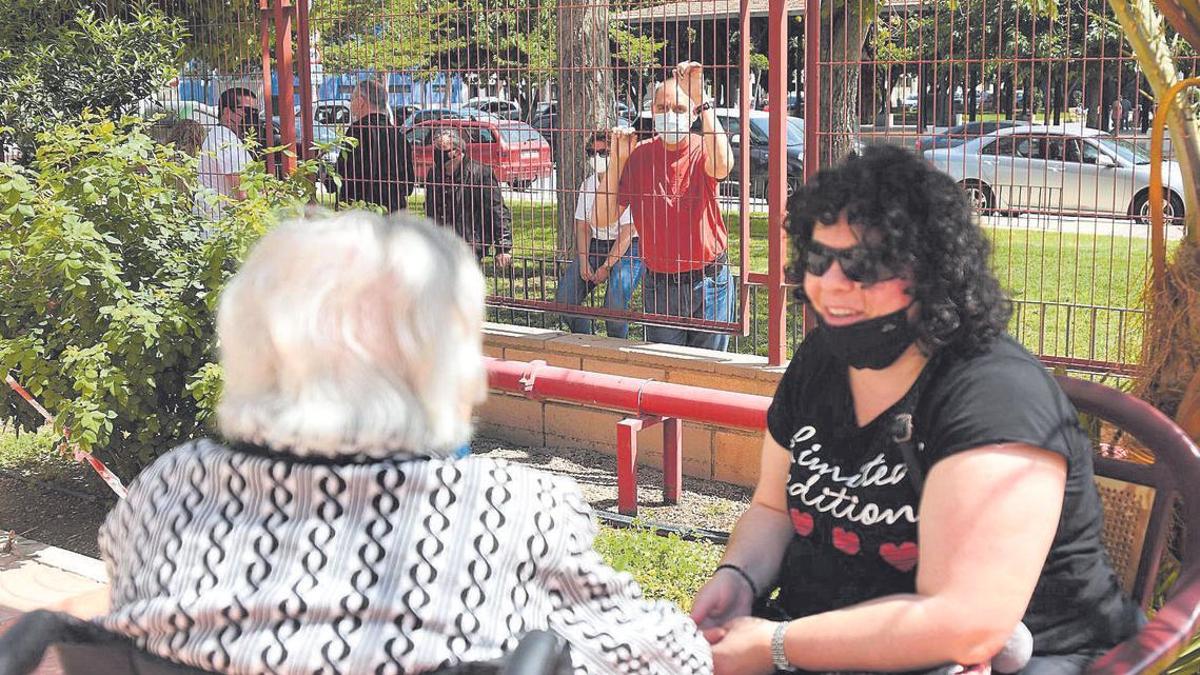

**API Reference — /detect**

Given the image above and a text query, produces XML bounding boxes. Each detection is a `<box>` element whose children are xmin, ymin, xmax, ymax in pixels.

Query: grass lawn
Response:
<box><xmin>975</xmin><ymin>111</ymin><xmax>1086</xmax><ymax>124</ymax></box>
<box><xmin>594</xmin><ymin>525</ymin><xmax>724</xmax><ymax>612</ymax></box>
<box><xmin>410</xmin><ymin>195</ymin><xmax>1151</xmax><ymax>364</ymax></box>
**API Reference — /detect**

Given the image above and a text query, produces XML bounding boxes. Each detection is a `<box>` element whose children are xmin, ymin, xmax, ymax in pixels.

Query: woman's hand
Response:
<box><xmin>703</xmin><ymin>616</ymin><xmax>777</xmax><ymax>675</ymax></box>
<box><xmin>690</xmin><ymin>567</ymin><xmax>755</xmax><ymax>630</ymax></box>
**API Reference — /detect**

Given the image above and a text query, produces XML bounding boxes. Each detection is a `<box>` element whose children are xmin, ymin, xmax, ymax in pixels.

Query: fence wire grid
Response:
<box><xmin>116</xmin><ymin>0</ymin><xmax>1199</xmax><ymax>374</ymax></box>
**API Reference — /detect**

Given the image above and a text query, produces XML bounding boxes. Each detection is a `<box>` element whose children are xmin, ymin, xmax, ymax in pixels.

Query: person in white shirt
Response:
<box><xmin>194</xmin><ymin>87</ymin><xmax>258</xmax><ymax>219</ymax></box>
<box><xmin>554</xmin><ymin>130</ymin><xmax>642</xmax><ymax>338</ymax></box>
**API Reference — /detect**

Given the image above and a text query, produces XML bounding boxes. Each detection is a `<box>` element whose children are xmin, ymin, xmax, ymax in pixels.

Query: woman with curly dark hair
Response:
<box><xmin>691</xmin><ymin>146</ymin><xmax>1140</xmax><ymax>675</ymax></box>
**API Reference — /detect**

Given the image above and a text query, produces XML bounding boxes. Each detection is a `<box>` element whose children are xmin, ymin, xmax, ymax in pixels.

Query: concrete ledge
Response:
<box><xmin>0</xmin><ymin>533</ymin><xmax>107</xmax><ymax>614</ymax></box>
<box><xmin>478</xmin><ymin>322</ymin><xmax>784</xmax><ymax>488</ymax></box>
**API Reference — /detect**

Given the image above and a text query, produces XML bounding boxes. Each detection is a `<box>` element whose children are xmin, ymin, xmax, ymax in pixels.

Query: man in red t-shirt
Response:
<box><xmin>594</xmin><ymin>61</ymin><xmax>735</xmax><ymax>350</ymax></box>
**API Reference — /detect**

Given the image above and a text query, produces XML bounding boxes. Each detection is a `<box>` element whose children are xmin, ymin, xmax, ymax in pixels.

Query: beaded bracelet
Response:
<box><xmin>714</xmin><ymin>563</ymin><xmax>759</xmax><ymax>597</ymax></box>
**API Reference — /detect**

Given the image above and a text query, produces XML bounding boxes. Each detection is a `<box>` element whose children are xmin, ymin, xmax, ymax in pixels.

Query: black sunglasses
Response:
<box><xmin>802</xmin><ymin>240</ymin><xmax>898</xmax><ymax>285</ymax></box>
<box><xmin>586</xmin><ymin>148</ymin><xmax>610</xmax><ymax>157</ymax></box>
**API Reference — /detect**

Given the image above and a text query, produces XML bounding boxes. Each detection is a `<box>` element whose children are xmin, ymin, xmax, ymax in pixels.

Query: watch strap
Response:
<box><xmin>694</xmin><ymin>100</ymin><xmax>714</xmax><ymax>115</ymax></box>
<box><xmin>771</xmin><ymin>621</ymin><xmax>792</xmax><ymax>671</ymax></box>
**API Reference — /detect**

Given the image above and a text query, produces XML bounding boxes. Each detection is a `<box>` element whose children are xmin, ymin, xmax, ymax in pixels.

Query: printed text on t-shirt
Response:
<box><xmin>786</xmin><ymin>425</ymin><xmax>917</xmax><ymax>526</ymax></box>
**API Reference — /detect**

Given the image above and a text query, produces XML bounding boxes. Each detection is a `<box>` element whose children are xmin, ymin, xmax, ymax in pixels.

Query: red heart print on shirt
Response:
<box><xmin>789</xmin><ymin>509</ymin><xmax>814</xmax><ymax>536</ymax></box>
<box><xmin>832</xmin><ymin>527</ymin><xmax>861</xmax><ymax>555</ymax></box>
<box><xmin>879</xmin><ymin>542</ymin><xmax>919</xmax><ymax>572</ymax></box>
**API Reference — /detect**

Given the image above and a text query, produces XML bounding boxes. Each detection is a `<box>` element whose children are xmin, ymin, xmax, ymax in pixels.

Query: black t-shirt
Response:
<box><xmin>766</xmin><ymin>330</ymin><xmax>1140</xmax><ymax>658</ymax></box>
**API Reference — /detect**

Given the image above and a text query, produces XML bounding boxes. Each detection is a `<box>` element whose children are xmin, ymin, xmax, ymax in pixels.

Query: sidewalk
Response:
<box><xmin>0</xmin><ymin>532</ymin><xmax>109</xmax><ymax>675</ymax></box>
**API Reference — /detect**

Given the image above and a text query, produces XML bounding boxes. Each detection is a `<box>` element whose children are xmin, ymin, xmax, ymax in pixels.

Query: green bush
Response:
<box><xmin>0</xmin><ymin>114</ymin><xmax>319</xmax><ymax>475</ymax></box>
<box><xmin>594</xmin><ymin>524</ymin><xmax>724</xmax><ymax>612</ymax></box>
<box><xmin>0</xmin><ymin>2</ymin><xmax>185</xmax><ymax>162</ymax></box>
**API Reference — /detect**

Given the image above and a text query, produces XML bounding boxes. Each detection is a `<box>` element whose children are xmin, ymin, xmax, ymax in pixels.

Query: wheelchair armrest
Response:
<box><xmin>0</xmin><ymin>609</ymin><xmax>124</xmax><ymax>675</ymax></box>
<box><xmin>1087</xmin><ymin>567</ymin><xmax>1200</xmax><ymax>674</ymax></box>
<box><xmin>502</xmin><ymin>629</ymin><xmax>572</xmax><ymax>675</ymax></box>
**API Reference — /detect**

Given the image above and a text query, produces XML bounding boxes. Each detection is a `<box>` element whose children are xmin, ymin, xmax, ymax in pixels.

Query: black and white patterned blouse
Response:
<box><xmin>96</xmin><ymin>438</ymin><xmax>712</xmax><ymax>674</ymax></box>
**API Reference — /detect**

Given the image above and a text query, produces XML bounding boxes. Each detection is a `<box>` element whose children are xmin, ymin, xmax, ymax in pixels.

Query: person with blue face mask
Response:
<box><xmin>554</xmin><ymin>130</ymin><xmax>642</xmax><ymax>338</ymax></box>
<box><xmin>593</xmin><ymin>62</ymin><xmax>736</xmax><ymax>351</ymax></box>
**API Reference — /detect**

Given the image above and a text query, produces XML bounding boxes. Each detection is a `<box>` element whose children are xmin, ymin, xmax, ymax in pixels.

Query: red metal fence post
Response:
<box><xmin>800</xmin><ymin>0</ymin><xmax>821</xmax><ymax>337</ymax></box>
<box><xmin>259</xmin><ymin>0</ymin><xmax>278</xmax><ymax>177</ymax></box>
<box><xmin>617</xmin><ymin>417</ymin><xmax>645</xmax><ymax>516</ymax></box>
<box><xmin>737</xmin><ymin>0</ymin><xmax>753</xmax><ymax>339</ymax></box>
<box><xmin>273</xmin><ymin>0</ymin><xmax>298</xmax><ymax>175</ymax></box>
<box><xmin>766</xmin><ymin>0</ymin><xmax>790</xmax><ymax>366</ymax></box>
<box><xmin>294</xmin><ymin>0</ymin><xmax>315</xmax><ymax>162</ymax></box>
<box><xmin>662</xmin><ymin>417</ymin><xmax>682</xmax><ymax>505</ymax></box>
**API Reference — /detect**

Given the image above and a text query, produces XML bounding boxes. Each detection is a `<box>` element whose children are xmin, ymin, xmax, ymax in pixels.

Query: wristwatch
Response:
<box><xmin>771</xmin><ymin>621</ymin><xmax>792</xmax><ymax>671</ymax></box>
<box><xmin>694</xmin><ymin>99</ymin><xmax>714</xmax><ymax>115</ymax></box>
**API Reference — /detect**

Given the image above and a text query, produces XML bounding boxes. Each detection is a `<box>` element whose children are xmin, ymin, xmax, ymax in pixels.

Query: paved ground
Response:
<box><xmin>473</xmin><ymin>436</ymin><xmax>751</xmax><ymax>533</ymax></box>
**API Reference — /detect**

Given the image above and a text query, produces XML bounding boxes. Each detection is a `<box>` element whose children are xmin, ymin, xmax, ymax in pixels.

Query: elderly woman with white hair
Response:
<box><xmin>91</xmin><ymin>212</ymin><xmax>712</xmax><ymax>674</ymax></box>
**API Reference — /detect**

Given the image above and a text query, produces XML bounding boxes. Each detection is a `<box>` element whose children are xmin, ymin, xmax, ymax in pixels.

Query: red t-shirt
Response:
<box><xmin>616</xmin><ymin>136</ymin><xmax>727</xmax><ymax>274</ymax></box>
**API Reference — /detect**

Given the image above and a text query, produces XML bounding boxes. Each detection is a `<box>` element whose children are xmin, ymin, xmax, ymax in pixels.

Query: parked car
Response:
<box><xmin>464</xmin><ymin>96</ymin><xmax>523</xmax><ymax>120</ymax></box>
<box><xmin>393</xmin><ymin>103</ymin><xmax>423</xmax><ymax>122</ymax></box>
<box><xmin>712</xmin><ymin>108</ymin><xmax>803</xmax><ymax>199</ymax></box>
<box><xmin>408</xmin><ymin>118</ymin><xmax>552</xmax><ymax>189</ymax></box>
<box><xmin>141</xmin><ymin>99</ymin><xmax>221</xmax><ymax>128</ymax></box>
<box><xmin>291</xmin><ymin>101</ymin><xmax>352</xmax><ymax>164</ymax></box>
<box><xmin>529</xmin><ymin>100</ymin><xmax>632</xmax><ymax>124</ymax></box>
<box><xmin>915</xmin><ymin>120</ymin><xmax>1026</xmax><ymax>152</ymax></box>
<box><xmin>761</xmin><ymin>94</ymin><xmax>799</xmax><ymax>113</ymax></box>
<box><xmin>402</xmin><ymin>106</ymin><xmax>498</xmax><ymax>129</ymax></box>
<box><xmin>924</xmin><ymin>125</ymin><xmax>1187</xmax><ymax>223</ymax></box>
<box><xmin>530</xmin><ymin>111</ymin><xmax>634</xmax><ymax>154</ymax></box>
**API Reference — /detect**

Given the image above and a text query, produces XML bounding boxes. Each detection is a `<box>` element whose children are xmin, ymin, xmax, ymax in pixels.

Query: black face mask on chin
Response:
<box><xmin>815</xmin><ymin>304</ymin><xmax>919</xmax><ymax>370</ymax></box>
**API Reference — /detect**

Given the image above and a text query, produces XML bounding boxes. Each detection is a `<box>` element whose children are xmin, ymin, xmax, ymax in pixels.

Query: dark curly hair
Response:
<box><xmin>786</xmin><ymin>145</ymin><xmax>1010</xmax><ymax>358</ymax></box>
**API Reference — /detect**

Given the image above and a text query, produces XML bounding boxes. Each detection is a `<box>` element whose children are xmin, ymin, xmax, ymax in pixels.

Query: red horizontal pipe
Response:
<box><xmin>486</xmin><ymin>358</ymin><xmax>770</xmax><ymax>430</ymax></box>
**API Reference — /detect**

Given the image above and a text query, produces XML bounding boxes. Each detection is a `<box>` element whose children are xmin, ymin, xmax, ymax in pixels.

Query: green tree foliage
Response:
<box><xmin>0</xmin><ymin>2</ymin><xmax>185</xmax><ymax>162</ymax></box>
<box><xmin>0</xmin><ymin>114</ymin><xmax>319</xmax><ymax>474</ymax></box>
<box><xmin>866</xmin><ymin>0</ymin><xmax>1158</xmax><ymax>127</ymax></box>
<box><xmin>317</xmin><ymin>0</ymin><xmax>463</xmax><ymax>76</ymax></box>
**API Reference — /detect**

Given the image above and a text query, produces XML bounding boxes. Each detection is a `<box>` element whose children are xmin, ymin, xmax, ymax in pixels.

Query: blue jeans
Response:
<box><xmin>642</xmin><ymin>255</ymin><xmax>733</xmax><ymax>351</ymax></box>
<box><xmin>555</xmin><ymin>238</ymin><xmax>642</xmax><ymax>339</ymax></box>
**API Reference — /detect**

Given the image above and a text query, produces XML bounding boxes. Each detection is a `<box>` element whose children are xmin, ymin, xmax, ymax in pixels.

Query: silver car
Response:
<box><xmin>924</xmin><ymin>125</ymin><xmax>1186</xmax><ymax>223</ymax></box>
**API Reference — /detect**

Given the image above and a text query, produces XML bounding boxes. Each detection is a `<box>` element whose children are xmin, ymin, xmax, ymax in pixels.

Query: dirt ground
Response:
<box><xmin>0</xmin><ymin>436</ymin><xmax>751</xmax><ymax>560</ymax></box>
<box><xmin>0</xmin><ymin>466</ymin><xmax>116</xmax><ymax>559</ymax></box>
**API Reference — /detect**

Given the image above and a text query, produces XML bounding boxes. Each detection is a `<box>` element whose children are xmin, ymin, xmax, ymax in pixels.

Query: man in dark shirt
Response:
<box><xmin>424</xmin><ymin>128</ymin><xmax>513</xmax><ymax>267</ymax></box>
<box><xmin>332</xmin><ymin>78</ymin><xmax>414</xmax><ymax>212</ymax></box>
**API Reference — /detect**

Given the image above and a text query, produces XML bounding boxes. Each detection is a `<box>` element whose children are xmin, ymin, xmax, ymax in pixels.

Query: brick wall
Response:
<box><xmin>475</xmin><ymin>323</ymin><xmax>788</xmax><ymax>488</ymax></box>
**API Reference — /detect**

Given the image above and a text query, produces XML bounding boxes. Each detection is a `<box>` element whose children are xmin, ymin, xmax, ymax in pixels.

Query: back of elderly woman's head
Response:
<box><xmin>216</xmin><ymin>211</ymin><xmax>487</xmax><ymax>459</ymax></box>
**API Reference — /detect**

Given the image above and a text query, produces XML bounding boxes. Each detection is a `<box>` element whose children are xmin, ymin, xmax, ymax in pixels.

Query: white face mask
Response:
<box><xmin>589</xmin><ymin>155</ymin><xmax>609</xmax><ymax>174</ymax></box>
<box><xmin>654</xmin><ymin>111</ymin><xmax>695</xmax><ymax>142</ymax></box>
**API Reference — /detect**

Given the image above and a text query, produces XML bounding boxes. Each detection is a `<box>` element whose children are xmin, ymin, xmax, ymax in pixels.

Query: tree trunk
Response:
<box><xmin>1084</xmin><ymin>70</ymin><xmax>1103</xmax><ymax>128</ymax></box>
<box><xmin>819</xmin><ymin>2</ymin><xmax>868</xmax><ymax>162</ymax></box>
<box><xmin>556</xmin><ymin>0</ymin><xmax>615</xmax><ymax>257</ymax></box>
<box><xmin>968</xmin><ymin>68</ymin><xmax>979</xmax><ymax>122</ymax></box>
<box><xmin>999</xmin><ymin>72</ymin><xmax>1014</xmax><ymax>116</ymax></box>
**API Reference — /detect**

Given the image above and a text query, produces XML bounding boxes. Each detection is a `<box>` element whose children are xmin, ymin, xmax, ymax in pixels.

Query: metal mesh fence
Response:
<box><xmin>128</xmin><ymin>0</ymin><xmax>1195</xmax><ymax>374</ymax></box>
<box><xmin>812</xmin><ymin>0</ymin><xmax>1198</xmax><ymax>375</ymax></box>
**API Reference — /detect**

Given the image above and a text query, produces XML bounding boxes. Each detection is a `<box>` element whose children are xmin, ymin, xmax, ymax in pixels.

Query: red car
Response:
<box><xmin>409</xmin><ymin>119</ymin><xmax>553</xmax><ymax>189</ymax></box>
